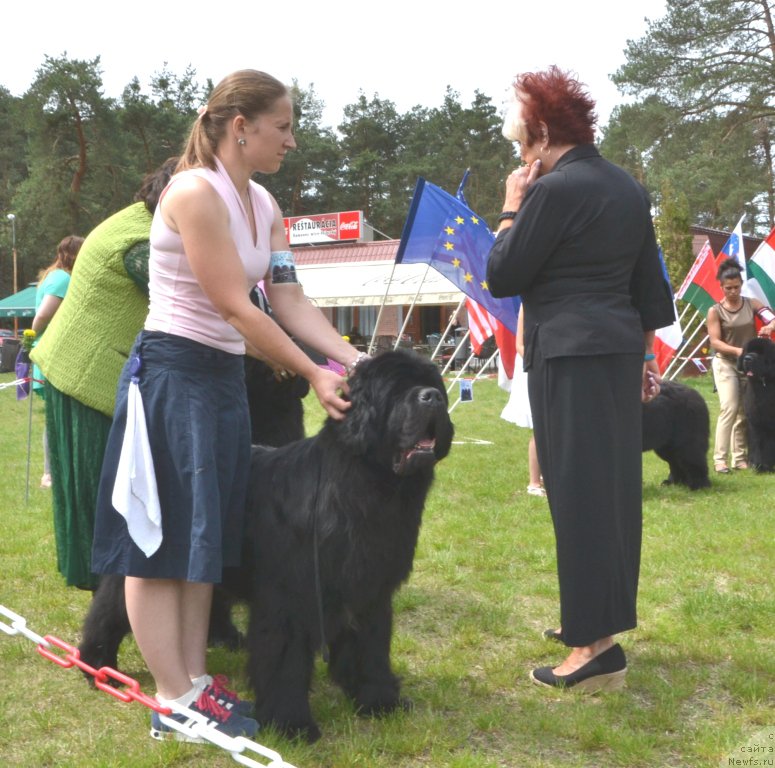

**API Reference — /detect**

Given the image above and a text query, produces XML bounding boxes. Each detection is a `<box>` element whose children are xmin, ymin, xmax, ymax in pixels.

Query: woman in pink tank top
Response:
<box><xmin>92</xmin><ymin>70</ymin><xmax>365</xmax><ymax>742</ymax></box>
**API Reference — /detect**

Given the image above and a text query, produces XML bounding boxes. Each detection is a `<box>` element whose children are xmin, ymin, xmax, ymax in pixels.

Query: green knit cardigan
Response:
<box><xmin>31</xmin><ymin>203</ymin><xmax>152</xmax><ymax>417</ymax></box>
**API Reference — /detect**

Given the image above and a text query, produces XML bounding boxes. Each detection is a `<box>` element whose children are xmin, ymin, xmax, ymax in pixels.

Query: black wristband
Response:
<box><xmin>497</xmin><ymin>211</ymin><xmax>518</xmax><ymax>223</ymax></box>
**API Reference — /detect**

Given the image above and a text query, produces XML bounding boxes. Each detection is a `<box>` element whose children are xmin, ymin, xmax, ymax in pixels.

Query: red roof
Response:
<box><xmin>690</xmin><ymin>225</ymin><xmax>762</xmax><ymax>259</ymax></box>
<box><xmin>293</xmin><ymin>239</ymin><xmax>400</xmax><ymax>265</ymax></box>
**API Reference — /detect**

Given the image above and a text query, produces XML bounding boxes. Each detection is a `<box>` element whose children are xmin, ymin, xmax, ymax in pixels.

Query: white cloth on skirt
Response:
<box><xmin>111</xmin><ymin>379</ymin><xmax>162</xmax><ymax>557</ymax></box>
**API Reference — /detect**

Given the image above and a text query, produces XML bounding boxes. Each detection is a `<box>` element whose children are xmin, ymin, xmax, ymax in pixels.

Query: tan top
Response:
<box><xmin>715</xmin><ymin>298</ymin><xmax>755</xmax><ymax>362</ymax></box>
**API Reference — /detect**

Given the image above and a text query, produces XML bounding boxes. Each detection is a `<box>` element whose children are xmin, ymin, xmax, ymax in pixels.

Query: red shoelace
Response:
<box><xmin>194</xmin><ymin>690</ymin><xmax>233</xmax><ymax>723</ymax></box>
<box><xmin>212</xmin><ymin>674</ymin><xmax>238</xmax><ymax>697</ymax></box>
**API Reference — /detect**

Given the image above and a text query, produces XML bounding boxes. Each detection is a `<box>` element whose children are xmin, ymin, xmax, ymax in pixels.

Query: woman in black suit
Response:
<box><xmin>487</xmin><ymin>66</ymin><xmax>674</xmax><ymax>691</ymax></box>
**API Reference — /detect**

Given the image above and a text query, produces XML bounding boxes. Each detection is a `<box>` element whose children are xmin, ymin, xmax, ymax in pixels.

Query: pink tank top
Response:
<box><xmin>145</xmin><ymin>157</ymin><xmax>273</xmax><ymax>354</ymax></box>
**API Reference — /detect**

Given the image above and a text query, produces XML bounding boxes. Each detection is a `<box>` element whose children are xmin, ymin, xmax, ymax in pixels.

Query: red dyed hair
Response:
<box><xmin>513</xmin><ymin>66</ymin><xmax>597</xmax><ymax>147</ymax></box>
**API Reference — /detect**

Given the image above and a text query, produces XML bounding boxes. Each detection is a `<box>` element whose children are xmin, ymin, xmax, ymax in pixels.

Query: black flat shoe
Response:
<box><xmin>542</xmin><ymin>628</ymin><xmax>564</xmax><ymax>643</ymax></box>
<box><xmin>530</xmin><ymin>643</ymin><xmax>627</xmax><ymax>693</ymax></box>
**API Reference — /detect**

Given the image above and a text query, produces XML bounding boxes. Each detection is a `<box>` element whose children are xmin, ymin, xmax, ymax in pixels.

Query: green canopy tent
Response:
<box><xmin>0</xmin><ymin>285</ymin><xmax>37</xmax><ymax>318</ymax></box>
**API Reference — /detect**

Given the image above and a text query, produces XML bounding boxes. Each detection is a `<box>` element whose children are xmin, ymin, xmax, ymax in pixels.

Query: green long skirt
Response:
<box><xmin>45</xmin><ymin>383</ymin><xmax>111</xmax><ymax>590</ymax></box>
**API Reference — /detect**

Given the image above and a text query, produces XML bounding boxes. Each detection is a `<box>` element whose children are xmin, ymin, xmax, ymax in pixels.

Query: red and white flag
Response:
<box><xmin>466</xmin><ymin>297</ymin><xmax>497</xmax><ymax>352</ymax></box>
<box><xmin>466</xmin><ymin>297</ymin><xmax>517</xmax><ymax>379</ymax></box>
<box><xmin>653</xmin><ymin>312</ymin><xmax>683</xmax><ymax>374</ymax></box>
<box><xmin>653</xmin><ymin>247</ymin><xmax>684</xmax><ymax>373</ymax></box>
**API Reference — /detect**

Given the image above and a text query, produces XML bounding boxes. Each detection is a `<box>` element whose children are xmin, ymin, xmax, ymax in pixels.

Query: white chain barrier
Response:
<box><xmin>0</xmin><ymin>604</ymin><xmax>298</xmax><ymax>768</ymax></box>
<box><xmin>0</xmin><ymin>377</ymin><xmax>29</xmax><ymax>391</ymax></box>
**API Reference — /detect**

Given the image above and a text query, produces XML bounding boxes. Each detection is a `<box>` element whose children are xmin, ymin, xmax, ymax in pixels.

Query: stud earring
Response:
<box><xmin>238</xmin><ymin>138</ymin><xmax>246</xmax><ymax>146</ymax></box>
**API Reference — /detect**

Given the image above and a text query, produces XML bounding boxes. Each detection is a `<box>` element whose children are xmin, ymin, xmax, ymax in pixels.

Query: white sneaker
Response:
<box><xmin>526</xmin><ymin>485</ymin><xmax>546</xmax><ymax>497</ymax></box>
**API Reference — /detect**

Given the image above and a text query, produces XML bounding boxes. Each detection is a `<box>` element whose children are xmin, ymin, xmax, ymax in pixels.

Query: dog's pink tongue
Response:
<box><xmin>416</xmin><ymin>439</ymin><xmax>435</xmax><ymax>450</ymax></box>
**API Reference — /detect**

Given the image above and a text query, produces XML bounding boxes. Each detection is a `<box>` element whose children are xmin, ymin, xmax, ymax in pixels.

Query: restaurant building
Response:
<box><xmin>286</xmin><ymin>210</ymin><xmax>466</xmax><ymax>350</ymax></box>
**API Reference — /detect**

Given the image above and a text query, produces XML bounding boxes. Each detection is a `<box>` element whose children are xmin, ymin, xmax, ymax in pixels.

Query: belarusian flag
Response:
<box><xmin>675</xmin><ymin>240</ymin><xmax>723</xmax><ymax>314</ymax></box>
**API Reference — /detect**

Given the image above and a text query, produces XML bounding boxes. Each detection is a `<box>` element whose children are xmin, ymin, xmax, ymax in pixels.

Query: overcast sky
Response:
<box><xmin>3</xmin><ymin>0</ymin><xmax>666</xmax><ymax>131</ymax></box>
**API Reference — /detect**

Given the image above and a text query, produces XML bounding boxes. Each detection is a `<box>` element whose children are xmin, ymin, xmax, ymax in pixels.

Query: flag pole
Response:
<box><xmin>668</xmin><ymin>334</ymin><xmax>710</xmax><ymax>381</ymax></box>
<box><xmin>676</xmin><ymin>301</ymin><xmax>694</xmax><ymax>323</ymax></box>
<box><xmin>445</xmin><ymin>297</ymin><xmax>466</xmax><ymax>340</ymax></box>
<box><xmin>447</xmin><ymin>347</ymin><xmax>499</xmax><ymax>413</ymax></box>
<box><xmin>367</xmin><ymin>258</ymin><xmax>404</xmax><ymax>356</ymax></box>
<box><xmin>25</xmin><ymin>379</ymin><xmax>34</xmax><ymax>505</ymax></box>
<box><xmin>681</xmin><ymin>307</ymin><xmax>701</xmax><ymax>335</ymax></box>
<box><xmin>662</xmin><ymin>308</ymin><xmax>702</xmax><ymax>377</ymax></box>
<box><xmin>429</xmin><ymin>297</ymin><xmax>466</xmax><ymax>362</ymax></box>
<box><xmin>440</xmin><ymin>329</ymin><xmax>472</xmax><ymax>381</ymax></box>
<box><xmin>392</xmin><ymin>262</ymin><xmax>434</xmax><ymax>351</ymax></box>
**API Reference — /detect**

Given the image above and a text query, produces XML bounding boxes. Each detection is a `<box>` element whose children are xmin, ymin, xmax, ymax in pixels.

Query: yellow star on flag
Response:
<box><xmin>444</xmin><ymin>226</ymin><xmax>455</xmax><ymax>235</ymax></box>
<box><xmin>464</xmin><ymin>272</ymin><xmax>473</xmax><ymax>283</ymax></box>
<box><xmin>480</xmin><ymin>280</ymin><xmax>488</xmax><ymax>290</ymax></box>
<box><xmin>451</xmin><ymin>257</ymin><xmax>461</xmax><ymax>268</ymax></box>
<box><xmin>455</xmin><ymin>216</ymin><xmax>464</xmax><ymax>225</ymax></box>
<box><xmin>470</xmin><ymin>216</ymin><xmax>479</xmax><ymax>225</ymax></box>
<box><xmin>444</xmin><ymin>241</ymin><xmax>454</xmax><ymax>251</ymax></box>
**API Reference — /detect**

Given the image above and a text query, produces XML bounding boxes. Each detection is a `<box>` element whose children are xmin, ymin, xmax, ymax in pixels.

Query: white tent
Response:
<box><xmin>296</xmin><ymin>260</ymin><xmax>463</xmax><ymax>307</ymax></box>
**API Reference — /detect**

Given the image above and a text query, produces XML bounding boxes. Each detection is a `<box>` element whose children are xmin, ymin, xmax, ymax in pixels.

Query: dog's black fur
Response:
<box><xmin>242</xmin><ymin>350</ymin><xmax>454</xmax><ymax>741</ymax></box>
<box><xmin>78</xmin><ymin>355</ymin><xmax>308</xmax><ymax>672</ymax></box>
<box><xmin>642</xmin><ymin>379</ymin><xmax>711</xmax><ymax>489</ymax></box>
<box><xmin>737</xmin><ymin>336</ymin><xmax>775</xmax><ymax>472</ymax></box>
<box><xmin>244</xmin><ymin>355</ymin><xmax>309</xmax><ymax>448</ymax></box>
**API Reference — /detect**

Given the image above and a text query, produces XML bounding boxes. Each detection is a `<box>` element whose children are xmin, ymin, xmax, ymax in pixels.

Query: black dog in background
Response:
<box><xmin>243</xmin><ymin>350</ymin><xmax>454</xmax><ymax>742</ymax></box>
<box><xmin>738</xmin><ymin>336</ymin><xmax>775</xmax><ymax>472</ymax></box>
<box><xmin>642</xmin><ymin>379</ymin><xmax>711</xmax><ymax>489</ymax></box>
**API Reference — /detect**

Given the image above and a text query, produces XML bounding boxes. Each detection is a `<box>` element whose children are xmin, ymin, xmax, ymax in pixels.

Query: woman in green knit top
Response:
<box><xmin>31</xmin><ymin>234</ymin><xmax>84</xmax><ymax>489</ymax></box>
<box><xmin>31</xmin><ymin>159</ymin><xmax>176</xmax><ymax>589</ymax></box>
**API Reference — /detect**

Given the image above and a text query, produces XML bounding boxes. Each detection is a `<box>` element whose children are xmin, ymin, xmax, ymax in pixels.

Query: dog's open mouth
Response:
<box><xmin>394</xmin><ymin>437</ymin><xmax>437</xmax><ymax>474</ymax></box>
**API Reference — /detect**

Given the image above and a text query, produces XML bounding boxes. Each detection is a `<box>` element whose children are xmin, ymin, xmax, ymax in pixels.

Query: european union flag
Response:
<box><xmin>396</xmin><ymin>178</ymin><xmax>517</xmax><ymax>333</ymax></box>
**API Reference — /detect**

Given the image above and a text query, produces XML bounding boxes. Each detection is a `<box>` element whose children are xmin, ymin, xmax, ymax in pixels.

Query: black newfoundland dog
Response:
<box><xmin>79</xmin><ymin>349</ymin><xmax>453</xmax><ymax>743</ymax></box>
<box><xmin>641</xmin><ymin>379</ymin><xmax>711</xmax><ymax>489</ymax></box>
<box><xmin>737</xmin><ymin>336</ymin><xmax>775</xmax><ymax>472</ymax></box>
<box><xmin>240</xmin><ymin>350</ymin><xmax>453</xmax><ymax>741</ymax></box>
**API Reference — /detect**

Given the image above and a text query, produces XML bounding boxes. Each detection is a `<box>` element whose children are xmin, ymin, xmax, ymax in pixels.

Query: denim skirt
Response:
<box><xmin>91</xmin><ymin>331</ymin><xmax>250</xmax><ymax>582</ymax></box>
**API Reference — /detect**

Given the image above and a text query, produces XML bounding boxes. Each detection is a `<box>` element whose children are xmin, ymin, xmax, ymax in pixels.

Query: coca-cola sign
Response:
<box><xmin>283</xmin><ymin>210</ymin><xmax>363</xmax><ymax>245</ymax></box>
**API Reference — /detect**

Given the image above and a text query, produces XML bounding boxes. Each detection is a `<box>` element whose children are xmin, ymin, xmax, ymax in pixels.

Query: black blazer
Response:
<box><xmin>487</xmin><ymin>145</ymin><xmax>674</xmax><ymax>365</ymax></box>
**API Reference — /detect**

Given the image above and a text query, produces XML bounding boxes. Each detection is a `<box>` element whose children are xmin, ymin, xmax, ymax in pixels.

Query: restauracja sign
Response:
<box><xmin>283</xmin><ymin>211</ymin><xmax>363</xmax><ymax>245</ymax></box>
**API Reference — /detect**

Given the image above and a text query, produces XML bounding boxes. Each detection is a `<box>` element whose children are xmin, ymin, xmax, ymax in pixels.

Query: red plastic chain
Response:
<box><xmin>37</xmin><ymin>635</ymin><xmax>170</xmax><ymax>714</ymax></box>
<box><xmin>1</xmin><ymin>605</ymin><xmax>297</xmax><ymax>767</ymax></box>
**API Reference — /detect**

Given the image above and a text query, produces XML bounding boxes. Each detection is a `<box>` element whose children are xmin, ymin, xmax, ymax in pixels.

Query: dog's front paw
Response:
<box><xmin>77</xmin><ymin>644</ymin><xmax>120</xmax><ymax>687</ymax></box>
<box><xmin>356</xmin><ymin>694</ymin><xmax>412</xmax><ymax>718</ymax></box>
<box><xmin>257</xmin><ymin>712</ymin><xmax>322</xmax><ymax>743</ymax></box>
<box><xmin>276</xmin><ymin>719</ymin><xmax>321</xmax><ymax>744</ymax></box>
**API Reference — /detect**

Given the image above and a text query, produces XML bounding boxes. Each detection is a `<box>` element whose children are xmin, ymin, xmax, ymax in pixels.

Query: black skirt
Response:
<box><xmin>529</xmin><ymin>348</ymin><xmax>643</xmax><ymax>646</ymax></box>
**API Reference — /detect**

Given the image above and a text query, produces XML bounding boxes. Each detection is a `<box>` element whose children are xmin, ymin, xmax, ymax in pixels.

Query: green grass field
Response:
<box><xmin>0</xmin><ymin>369</ymin><xmax>772</xmax><ymax>768</ymax></box>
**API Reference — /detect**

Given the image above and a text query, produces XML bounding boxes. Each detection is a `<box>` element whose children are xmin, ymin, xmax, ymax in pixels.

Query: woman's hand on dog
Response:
<box><xmin>758</xmin><ymin>321</ymin><xmax>775</xmax><ymax>338</ymax></box>
<box><xmin>642</xmin><ymin>359</ymin><xmax>661</xmax><ymax>403</ymax></box>
<box><xmin>310</xmin><ymin>367</ymin><xmax>351</xmax><ymax>420</ymax></box>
